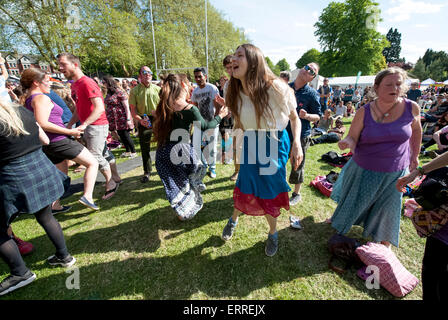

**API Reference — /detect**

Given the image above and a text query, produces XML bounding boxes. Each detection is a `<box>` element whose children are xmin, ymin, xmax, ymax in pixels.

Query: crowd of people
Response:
<box><xmin>0</xmin><ymin>47</ymin><xmax>447</xmax><ymax>300</ymax></box>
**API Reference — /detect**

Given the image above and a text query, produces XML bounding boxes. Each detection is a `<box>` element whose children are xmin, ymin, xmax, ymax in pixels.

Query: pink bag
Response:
<box><xmin>403</xmin><ymin>199</ymin><xmax>422</xmax><ymax>218</ymax></box>
<box><xmin>310</xmin><ymin>175</ymin><xmax>332</xmax><ymax>197</ymax></box>
<box><xmin>355</xmin><ymin>242</ymin><xmax>419</xmax><ymax>297</ymax></box>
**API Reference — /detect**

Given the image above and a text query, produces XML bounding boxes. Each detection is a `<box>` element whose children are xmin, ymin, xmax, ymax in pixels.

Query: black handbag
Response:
<box><xmin>412</xmin><ymin>167</ymin><xmax>448</xmax><ymax>210</ymax></box>
<box><xmin>327</xmin><ymin>234</ymin><xmax>363</xmax><ymax>274</ymax></box>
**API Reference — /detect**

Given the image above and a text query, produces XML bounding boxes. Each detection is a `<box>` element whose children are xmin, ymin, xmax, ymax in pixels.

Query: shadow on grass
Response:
<box><xmin>2</xmin><ymin>212</ymin><xmax>396</xmax><ymax>300</ymax></box>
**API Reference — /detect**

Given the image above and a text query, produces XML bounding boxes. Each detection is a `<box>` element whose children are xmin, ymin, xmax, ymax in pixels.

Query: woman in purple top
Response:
<box><xmin>396</xmin><ymin>152</ymin><xmax>448</xmax><ymax>301</ymax></box>
<box><xmin>329</xmin><ymin>67</ymin><xmax>422</xmax><ymax>248</ymax></box>
<box><xmin>20</xmin><ymin>68</ymin><xmax>100</xmax><ymax>211</ymax></box>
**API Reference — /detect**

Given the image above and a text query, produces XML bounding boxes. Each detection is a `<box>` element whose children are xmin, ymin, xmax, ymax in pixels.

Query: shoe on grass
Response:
<box><xmin>79</xmin><ymin>196</ymin><xmax>99</xmax><ymax>211</ymax></box>
<box><xmin>0</xmin><ymin>270</ymin><xmax>36</xmax><ymax>296</ymax></box>
<box><xmin>208</xmin><ymin>168</ymin><xmax>216</xmax><ymax>179</ymax></box>
<box><xmin>13</xmin><ymin>235</ymin><xmax>34</xmax><ymax>256</ymax></box>
<box><xmin>140</xmin><ymin>174</ymin><xmax>150</xmax><ymax>183</ymax></box>
<box><xmin>222</xmin><ymin>217</ymin><xmax>238</xmax><ymax>241</ymax></box>
<box><xmin>289</xmin><ymin>192</ymin><xmax>302</xmax><ymax>206</ymax></box>
<box><xmin>47</xmin><ymin>254</ymin><xmax>76</xmax><ymax>268</ymax></box>
<box><xmin>265</xmin><ymin>232</ymin><xmax>278</xmax><ymax>257</ymax></box>
<box><xmin>289</xmin><ymin>216</ymin><xmax>303</xmax><ymax>230</ymax></box>
<box><xmin>52</xmin><ymin>205</ymin><xmax>72</xmax><ymax>215</ymax></box>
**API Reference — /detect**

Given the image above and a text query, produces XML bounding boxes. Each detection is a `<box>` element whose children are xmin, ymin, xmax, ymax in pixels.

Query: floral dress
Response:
<box><xmin>104</xmin><ymin>90</ymin><xmax>130</xmax><ymax>131</ymax></box>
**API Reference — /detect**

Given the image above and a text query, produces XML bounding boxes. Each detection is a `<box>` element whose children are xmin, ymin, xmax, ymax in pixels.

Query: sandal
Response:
<box><xmin>102</xmin><ymin>183</ymin><xmax>119</xmax><ymax>200</ymax></box>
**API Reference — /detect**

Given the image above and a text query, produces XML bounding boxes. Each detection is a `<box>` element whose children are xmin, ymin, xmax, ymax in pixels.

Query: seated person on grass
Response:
<box><xmin>312</xmin><ymin>118</ymin><xmax>346</xmax><ymax>145</ymax></box>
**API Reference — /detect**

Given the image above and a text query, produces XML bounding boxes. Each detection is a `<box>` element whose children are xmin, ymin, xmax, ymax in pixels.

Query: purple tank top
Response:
<box><xmin>352</xmin><ymin>99</ymin><xmax>414</xmax><ymax>172</ymax></box>
<box><xmin>25</xmin><ymin>93</ymin><xmax>67</xmax><ymax>143</ymax></box>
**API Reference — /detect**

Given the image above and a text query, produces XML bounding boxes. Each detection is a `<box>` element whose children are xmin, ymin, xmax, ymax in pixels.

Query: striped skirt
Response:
<box><xmin>234</xmin><ymin>129</ymin><xmax>291</xmax><ymax>218</ymax></box>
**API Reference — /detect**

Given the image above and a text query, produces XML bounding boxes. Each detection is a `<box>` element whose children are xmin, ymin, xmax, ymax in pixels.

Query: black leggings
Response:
<box><xmin>0</xmin><ymin>205</ymin><xmax>69</xmax><ymax>276</ymax></box>
<box><xmin>117</xmin><ymin>130</ymin><xmax>136</xmax><ymax>153</ymax></box>
<box><xmin>422</xmin><ymin>236</ymin><xmax>448</xmax><ymax>301</ymax></box>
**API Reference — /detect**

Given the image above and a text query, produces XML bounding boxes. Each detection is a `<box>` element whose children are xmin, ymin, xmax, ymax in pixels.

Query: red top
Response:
<box><xmin>71</xmin><ymin>76</ymin><xmax>108</xmax><ymax>125</ymax></box>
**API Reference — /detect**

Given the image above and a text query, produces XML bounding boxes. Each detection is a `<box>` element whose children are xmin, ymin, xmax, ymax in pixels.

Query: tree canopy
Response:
<box><xmin>314</xmin><ymin>0</ymin><xmax>388</xmax><ymax>77</ymax></box>
<box><xmin>295</xmin><ymin>48</ymin><xmax>321</xmax><ymax>69</ymax></box>
<box><xmin>0</xmin><ymin>0</ymin><xmax>248</xmax><ymax>80</ymax></box>
<box><xmin>411</xmin><ymin>49</ymin><xmax>448</xmax><ymax>81</ymax></box>
<box><xmin>382</xmin><ymin>28</ymin><xmax>401</xmax><ymax>63</ymax></box>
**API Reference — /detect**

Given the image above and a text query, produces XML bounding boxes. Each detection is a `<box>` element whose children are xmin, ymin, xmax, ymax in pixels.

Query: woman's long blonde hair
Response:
<box><xmin>225</xmin><ymin>44</ymin><xmax>279</xmax><ymax>130</ymax></box>
<box><xmin>0</xmin><ymin>99</ymin><xmax>29</xmax><ymax>136</ymax></box>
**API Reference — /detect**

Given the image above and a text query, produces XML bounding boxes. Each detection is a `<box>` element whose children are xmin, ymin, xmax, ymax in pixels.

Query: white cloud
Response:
<box><xmin>386</xmin><ymin>0</ymin><xmax>445</xmax><ymax>22</ymax></box>
<box><xmin>415</xmin><ymin>24</ymin><xmax>429</xmax><ymax>28</ymax></box>
<box><xmin>377</xmin><ymin>26</ymin><xmax>388</xmax><ymax>34</ymax></box>
<box><xmin>244</xmin><ymin>28</ymin><xmax>257</xmax><ymax>35</ymax></box>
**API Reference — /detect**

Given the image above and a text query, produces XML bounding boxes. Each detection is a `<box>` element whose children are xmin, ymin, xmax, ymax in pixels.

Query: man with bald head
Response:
<box><xmin>129</xmin><ymin>66</ymin><xmax>161</xmax><ymax>183</ymax></box>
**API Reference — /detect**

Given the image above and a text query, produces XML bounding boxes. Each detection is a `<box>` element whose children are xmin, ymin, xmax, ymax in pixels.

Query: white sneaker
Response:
<box><xmin>289</xmin><ymin>216</ymin><xmax>303</xmax><ymax>230</ymax></box>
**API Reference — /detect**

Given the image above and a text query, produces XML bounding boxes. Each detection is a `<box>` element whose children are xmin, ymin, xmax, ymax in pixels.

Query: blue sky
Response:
<box><xmin>209</xmin><ymin>0</ymin><xmax>448</xmax><ymax>72</ymax></box>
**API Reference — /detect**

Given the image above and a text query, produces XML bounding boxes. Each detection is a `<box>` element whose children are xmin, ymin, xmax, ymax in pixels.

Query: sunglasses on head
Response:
<box><xmin>304</xmin><ymin>65</ymin><xmax>316</xmax><ymax>77</ymax></box>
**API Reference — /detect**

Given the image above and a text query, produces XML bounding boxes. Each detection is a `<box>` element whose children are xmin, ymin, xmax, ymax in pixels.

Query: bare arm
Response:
<box><xmin>33</xmin><ymin>95</ymin><xmax>82</xmax><ymax>138</ymax></box>
<box><xmin>298</xmin><ymin>109</ymin><xmax>320</xmax><ymax>123</ymax></box>
<box><xmin>37</xmin><ymin>123</ymin><xmax>49</xmax><ymax>145</ymax></box>
<box><xmin>289</xmin><ymin>109</ymin><xmax>303</xmax><ymax>170</ymax></box>
<box><xmin>396</xmin><ymin>151</ymin><xmax>448</xmax><ymax>192</ymax></box>
<box><xmin>0</xmin><ymin>56</ymin><xmax>8</xmax><ymax>80</ymax></box>
<box><xmin>78</xmin><ymin>97</ymin><xmax>105</xmax><ymax>130</ymax></box>
<box><xmin>409</xmin><ymin>101</ymin><xmax>423</xmax><ymax>171</ymax></box>
<box><xmin>338</xmin><ymin>107</ymin><xmax>365</xmax><ymax>152</ymax></box>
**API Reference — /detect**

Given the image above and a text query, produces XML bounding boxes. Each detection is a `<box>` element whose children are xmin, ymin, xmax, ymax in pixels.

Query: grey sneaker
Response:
<box><xmin>289</xmin><ymin>193</ymin><xmax>302</xmax><ymax>206</ymax></box>
<box><xmin>0</xmin><ymin>270</ymin><xmax>36</xmax><ymax>296</ymax></box>
<box><xmin>222</xmin><ymin>217</ymin><xmax>237</xmax><ymax>241</ymax></box>
<box><xmin>47</xmin><ymin>254</ymin><xmax>76</xmax><ymax>267</ymax></box>
<box><xmin>265</xmin><ymin>232</ymin><xmax>278</xmax><ymax>257</ymax></box>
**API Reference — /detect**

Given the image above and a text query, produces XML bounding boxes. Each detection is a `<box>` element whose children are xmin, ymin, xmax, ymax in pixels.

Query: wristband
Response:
<box><xmin>416</xmin><ymin>166</ymin><xmax>425</xmax><ymax>176</ymax></box>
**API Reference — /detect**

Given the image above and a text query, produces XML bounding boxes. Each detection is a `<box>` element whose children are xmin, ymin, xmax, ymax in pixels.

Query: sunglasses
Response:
<box><xmin>304</xmin><ymin>65</ymin><xmax>316</xmax><ymax>77</ymax></box>
<box><xmin>141</xmin><ymin>70</ymin><xmax>152</xmax><ymax>75</ymax></box>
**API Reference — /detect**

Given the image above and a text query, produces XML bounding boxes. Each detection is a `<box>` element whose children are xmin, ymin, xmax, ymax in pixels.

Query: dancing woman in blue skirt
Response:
<box><xmin>221</xmin><ymin>44</ymin><xmax>303</xmax><ymax>256</ymax></box>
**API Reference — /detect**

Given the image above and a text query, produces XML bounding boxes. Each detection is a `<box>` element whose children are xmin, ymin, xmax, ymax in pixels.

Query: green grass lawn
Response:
<box><xmin>1</xmin><ymin>118</ymin><xmax>435</xmax><ymax>300</ymax></box>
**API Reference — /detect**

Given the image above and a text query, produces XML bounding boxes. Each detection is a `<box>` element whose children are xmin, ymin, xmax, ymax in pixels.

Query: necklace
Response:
<box><xmin>373</xmin><ymin>99</ymin><xmax>399</xmax><ymax>123</ymax></box>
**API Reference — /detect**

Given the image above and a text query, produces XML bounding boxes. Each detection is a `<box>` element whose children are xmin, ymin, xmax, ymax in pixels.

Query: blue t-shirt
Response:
<box><xmin>407</xmin><ymin>89</ymin><xmax>422</xmax><ymax>102</ymax></box>
<box><xmin>45</xmin><ymin>90</ymin><xmax>72</xmax><ymax>124</ymax></box>
<box><xmin>286</xmin><ymin>83</ymin><xmax>322</xmax><ymax>140</ymax></box>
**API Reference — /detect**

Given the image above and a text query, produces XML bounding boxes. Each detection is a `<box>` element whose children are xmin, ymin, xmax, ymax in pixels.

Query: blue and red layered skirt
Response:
<box><xmin>234</xmin><ymin>129</ymin><xmax>291</xmax><ymax>218</ymax></box>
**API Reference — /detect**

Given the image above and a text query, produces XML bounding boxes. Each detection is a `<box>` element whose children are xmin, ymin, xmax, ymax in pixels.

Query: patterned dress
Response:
<box><xmin>105</xmin><ymin>90</ymin><xmax>130</xmax><ymax>131</ymax></box>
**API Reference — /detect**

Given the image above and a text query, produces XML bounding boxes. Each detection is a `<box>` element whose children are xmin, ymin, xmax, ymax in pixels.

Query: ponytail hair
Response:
<box><xmin>19</xmin><ymin>68</ymin><xmax>46</xmax><ymax>105</ymax></box>
<box><xmin>153</xmin><ymin>74</ymin><xmax>186</xmax><ymax>147</ymax></box>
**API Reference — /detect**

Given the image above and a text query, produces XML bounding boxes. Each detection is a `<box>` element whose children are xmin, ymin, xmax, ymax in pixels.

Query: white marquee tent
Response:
<box><xmin>288</xmin><ymin>68</ymin><xmax>418</xmax><ymax>91</ymax></box>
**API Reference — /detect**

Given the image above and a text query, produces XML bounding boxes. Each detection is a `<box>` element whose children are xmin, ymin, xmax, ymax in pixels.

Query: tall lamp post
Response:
<box><xmin>149</xmin><ymin>0</ymin><xmax>158</xmax><ymax>79</ymax></box>
<box><xmin>205</xmin><ymin>0</ymin><xmax>208</xmax><ymax>74</ymax></box>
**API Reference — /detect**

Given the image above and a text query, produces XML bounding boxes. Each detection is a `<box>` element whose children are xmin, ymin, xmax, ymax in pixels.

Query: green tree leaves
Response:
<box><xmin>295</xmin><ymin>49</ymin><xmax>321</xmax><ymax>69</ymax></box>
<box><xmin>0</xmin><ymin>0</ymin><xmax>248</xmax><ymax>79</ymax></box>
<box><xmin>314</xmin><ymin>0</ymin><xmax>387</xmax><ymax>77</ymax></box>
<box><xmin>382</xmin><ymin>28</ymin><xmax>402</xmax><ymax>63</ymax></box>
